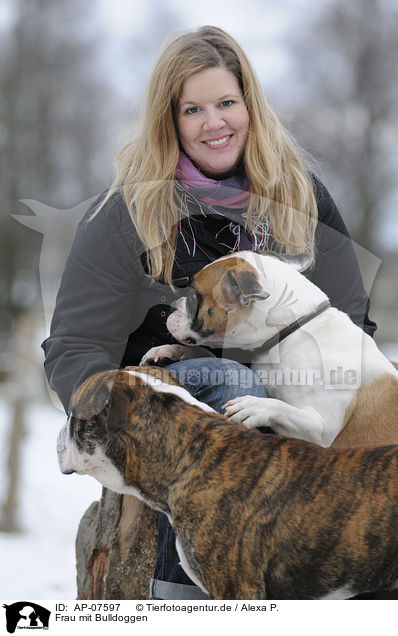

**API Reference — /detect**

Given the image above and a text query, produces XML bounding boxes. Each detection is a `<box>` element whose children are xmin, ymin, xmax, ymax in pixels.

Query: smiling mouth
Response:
<box><xmin>203</xmin><ymin>135</ymin><xmax>232</xmax><ymax>147</ymax></box>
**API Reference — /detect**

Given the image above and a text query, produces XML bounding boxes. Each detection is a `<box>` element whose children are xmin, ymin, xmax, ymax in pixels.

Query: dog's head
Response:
<box><xmin>57</xmin><ymin>366</ymin><xmax>209</xmax><ymax>512</ymax></box>
<box><xmin>167</xmin><ymin>255</ymin><xmax>270</xmax><ymax>349</ymax></box>
<box><xmin>56</xmin><ymin>368</ymin><xmax>170</xmax><ymax>498</ymax></box>
<box><xmin>166</xmin><ymin>251</ymin><xmax>319</xmax><ymax>350</ymax></box>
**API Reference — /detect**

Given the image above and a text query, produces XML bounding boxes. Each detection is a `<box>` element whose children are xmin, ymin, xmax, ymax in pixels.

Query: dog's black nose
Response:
<box><xmin>62</xmin><ymin>468</ymin><xmax>76</xmax><ymax>475</ymax></box>
<box><xmin>185</xmin><ymin>337</ymin><xmax>196</xmax><ymax>345</ymax></box>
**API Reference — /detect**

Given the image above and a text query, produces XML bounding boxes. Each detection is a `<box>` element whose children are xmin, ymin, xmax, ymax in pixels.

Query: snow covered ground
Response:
<box><xmin>0</xmin><ymin>401</ymin><xmax>101</xmax><ymax>599</ymax></box>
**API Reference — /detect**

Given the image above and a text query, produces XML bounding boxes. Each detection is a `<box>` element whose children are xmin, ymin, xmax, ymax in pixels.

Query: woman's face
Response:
<box><xmin>176</xmin><ymin>66</ymin><xmax>249</xmax><ymax>179</ymax></box>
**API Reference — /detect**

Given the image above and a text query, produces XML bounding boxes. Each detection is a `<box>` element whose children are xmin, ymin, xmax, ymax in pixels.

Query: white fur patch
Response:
<box><xmin>320</xmin><ymin>585</ymin><xmax>353</xmax><ymax>600</ymax></box>
<box><xmin>175</xmin><ymin>537</ymin><xmax>209</xmax><ymax>595</ymax></box>
<box><xmin>127</xmin><ymin>369</ymin><xmax>216</xmax><ymax>413</ymax></box>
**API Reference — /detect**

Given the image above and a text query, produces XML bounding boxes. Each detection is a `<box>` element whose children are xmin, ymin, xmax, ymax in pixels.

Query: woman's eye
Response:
<box><xmin>221</xmin><ymin>100</ymin><xmax>233</xmax><ymax>108</ymax></box>
<box><xmin>185</xmin><ymin>106</ymin><xmax>199</xmax><ymax>115</ymax></box>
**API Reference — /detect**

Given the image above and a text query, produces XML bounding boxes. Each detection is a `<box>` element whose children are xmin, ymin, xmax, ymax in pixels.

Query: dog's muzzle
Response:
<box><xmin>57</xmin><ymin>417</ymin><xmax>77</xmax><ymax>475</ymax></box>
<box><xmin>167</xmin><ymin>296</ymin><xmax>198</xmax><ymax>345</ymax></box>
<box><xmin>168</xmin><ymin>305</ymin><xmax>196</xmax><ymax>344</ymax></box>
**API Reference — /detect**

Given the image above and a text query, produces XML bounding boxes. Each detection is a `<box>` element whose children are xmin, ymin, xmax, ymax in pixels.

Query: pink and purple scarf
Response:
<box><xmin>175</xmin><ymin>151</ymin><xmax>251</xmax><ymax>209</ymax></box>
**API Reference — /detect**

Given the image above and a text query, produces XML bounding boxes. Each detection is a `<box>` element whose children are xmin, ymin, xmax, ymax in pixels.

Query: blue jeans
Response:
<box><xmin>152</xmin><ymin>357</ymin><xmax>269</xmax><ymax>591</ymax></box>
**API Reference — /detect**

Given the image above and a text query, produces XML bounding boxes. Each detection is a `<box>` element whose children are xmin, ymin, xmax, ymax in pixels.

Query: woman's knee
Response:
<box><xmin>166</xmin><ymin>357</ymin><xmax>266</xmax><ymax>414</ymax></box>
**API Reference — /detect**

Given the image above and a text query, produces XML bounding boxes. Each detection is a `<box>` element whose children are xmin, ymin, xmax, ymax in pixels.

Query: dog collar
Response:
<box><xmin>253</xmin><ymin>300</ymin><xmax>331</xmax><ymax>354</ymax></box>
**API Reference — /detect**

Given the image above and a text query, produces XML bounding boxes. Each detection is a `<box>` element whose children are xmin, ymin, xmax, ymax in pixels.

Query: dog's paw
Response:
<box><xmin>139</xmin><ymin>344</ymin><xmax>187</xmax><ymax>366</ymax></box>
<box><xmin>140</xmin><ymin>344</ymin><xmax>216</xmax><ymax>366</ymax></box>
<box><xmin>222</xmin><ymin>396</ymin><xmax>271</xmax><ymax>429</ymax></box>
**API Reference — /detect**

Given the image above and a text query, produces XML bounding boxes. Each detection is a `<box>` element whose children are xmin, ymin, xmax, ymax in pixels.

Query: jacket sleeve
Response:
<box><xmin>41</xmin><ymin>193</ymin><xmax>147</xmax><ymax>412</ymax></box>
<box><xmin>309</xmin><ymin>176</ymin><xmax>377</xmax><ymax>337</ymax></box>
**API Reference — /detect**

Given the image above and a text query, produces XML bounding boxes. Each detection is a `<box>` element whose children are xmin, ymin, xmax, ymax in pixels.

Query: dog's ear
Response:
<box><xmin>221</xmin><ymin>268</ymin><xmax>269</xmax><ymax>308</ymax></box>
<box><xmin>106</xmin><ymin>375</ymin><xmax>134</xmax><ymax>432</ymax></box>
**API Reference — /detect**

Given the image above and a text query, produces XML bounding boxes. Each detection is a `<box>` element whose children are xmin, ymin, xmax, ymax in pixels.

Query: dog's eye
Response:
<box><xmin>207</xmin><ymin>308</ymin><xmax>213</xmax><ymax>316</ymax></box>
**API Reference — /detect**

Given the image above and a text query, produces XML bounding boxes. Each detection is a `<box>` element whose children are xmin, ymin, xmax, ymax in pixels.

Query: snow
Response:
<box><xmin>0</xmin><ymin>401</ymin><xmax>101</xmax><ymax>600</ymax></box>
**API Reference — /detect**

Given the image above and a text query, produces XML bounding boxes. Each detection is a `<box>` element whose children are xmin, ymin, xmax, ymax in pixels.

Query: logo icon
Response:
<box><xmin>2</xmin><ymin>603</ymin><xmax>51</xmax><ymax>633</ymax></box>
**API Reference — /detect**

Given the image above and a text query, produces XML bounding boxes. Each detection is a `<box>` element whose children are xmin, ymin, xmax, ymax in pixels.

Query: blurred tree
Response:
<box><xmin>113</xmin><ymin>0</ymin><xmax>185</xmax><ymax>134</ymax></box>
<box><xmin>0</xmin><ymin>0</ymin><xmax>110</xmax><ymax>532</ymax></box>
<box><xmin>0</xmin><ymin>0</ymin><xmax>111</xmax><ymax>337</ymax></box>
<box><xmin>282</xmin><ymin>0</ymin><xmax>398</xmax><ymax>254</ymax></box>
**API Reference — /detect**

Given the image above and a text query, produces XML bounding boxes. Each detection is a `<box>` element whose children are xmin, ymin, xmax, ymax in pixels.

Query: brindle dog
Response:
<box><xmin>57</xmin><ymin>367</ymin><xmax>398</xmax><ymax>600</ymax></box>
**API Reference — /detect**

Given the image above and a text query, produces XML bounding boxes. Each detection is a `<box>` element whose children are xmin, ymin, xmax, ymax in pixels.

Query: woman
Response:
<box><xmin>42</xmin><ymin>26</ymin><xmax>375</xmax><ymax>600</ymax></box>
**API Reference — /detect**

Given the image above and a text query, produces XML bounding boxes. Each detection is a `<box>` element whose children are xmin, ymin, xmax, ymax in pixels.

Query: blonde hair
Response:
<box><xmin>97</xmin><ymin>25</ymin><xmax>318</xmax><ymax>286</ymax></box>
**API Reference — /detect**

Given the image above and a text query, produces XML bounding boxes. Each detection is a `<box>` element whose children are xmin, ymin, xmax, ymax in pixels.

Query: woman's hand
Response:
<box><xmin>139</xmin><ymin>344</ymin><xmax>216</xmax><ymax>367</ymax></box>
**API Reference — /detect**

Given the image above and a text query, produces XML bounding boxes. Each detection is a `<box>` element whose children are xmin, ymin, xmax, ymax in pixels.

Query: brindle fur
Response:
<box><xmin>68</xmin><ymin>368</ymin><xmax>398</xmax><ymax>599</ymax></box>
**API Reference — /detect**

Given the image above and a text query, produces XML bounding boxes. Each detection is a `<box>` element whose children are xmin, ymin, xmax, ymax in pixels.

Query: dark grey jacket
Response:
<box><xmin>42</xmin><ymin>177</ymin><xmax>376</xmax><ymax>411</ymax></box>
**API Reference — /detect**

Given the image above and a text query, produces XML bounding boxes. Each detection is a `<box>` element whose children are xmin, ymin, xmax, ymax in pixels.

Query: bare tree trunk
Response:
<box><xmin>76</xmin><ymin>488</ymin><xmax>158</xmax><ymax>599</ymax></box>
<box><xmin>0</xmin><ymin>399</ymin><xmax>25</xmax><ymax>533</ymax></box>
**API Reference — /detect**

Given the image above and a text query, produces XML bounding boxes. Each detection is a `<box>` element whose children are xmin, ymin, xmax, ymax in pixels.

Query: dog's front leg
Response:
<box><xmin>222</xmin><ymin>396</ymin><xmax>336</xmax><ymax>447</ymax></box>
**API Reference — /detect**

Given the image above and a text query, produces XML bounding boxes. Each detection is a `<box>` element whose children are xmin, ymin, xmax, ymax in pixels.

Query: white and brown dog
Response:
<box><xmin>58</xmin><ymin>366</ymin><xmax>398</xmax><ymax>599</ymax></box>
<box><xmin>160</xmin><ymin>251</ymin><xmax>398</xmax><ymax>448</ymax></box>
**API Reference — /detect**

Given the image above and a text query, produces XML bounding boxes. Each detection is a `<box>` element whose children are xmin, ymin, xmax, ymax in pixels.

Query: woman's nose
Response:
<box><xmin>202</xmin><ymin>108</ymin><xmax>224</xmax><ymax>131</ymax></box>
